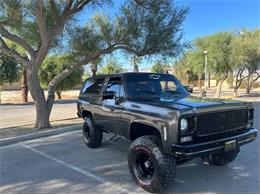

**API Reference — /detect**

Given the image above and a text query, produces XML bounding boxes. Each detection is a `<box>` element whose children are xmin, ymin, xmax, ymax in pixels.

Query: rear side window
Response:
<box><xmin>82</xmin><ymin>78</ymin><xmax>105</xmax><ymax>94</ymax></box>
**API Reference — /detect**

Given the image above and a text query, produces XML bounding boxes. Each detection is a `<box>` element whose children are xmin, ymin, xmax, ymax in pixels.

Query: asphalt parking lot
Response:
<box><xmin>0</xmin><ymin>102</ymin><xmax>259</xmax><ymax>193</ymax></box>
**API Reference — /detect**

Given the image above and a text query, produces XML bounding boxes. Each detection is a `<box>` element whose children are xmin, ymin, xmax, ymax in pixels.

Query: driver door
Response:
<box><xmin>100</xmin><ymin>76</ymin><xmax>125</xmax><ymax>134</ymax></box>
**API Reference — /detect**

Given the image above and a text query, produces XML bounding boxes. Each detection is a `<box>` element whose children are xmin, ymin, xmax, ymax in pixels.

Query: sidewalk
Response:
<box><xmin>0</xmin><ymin>100</ymin><xmax>78</xmax><ymax>129</ymax></box>
<box><xmin>0</xmin><ymin>100</ymin><xmax>82</xmax><ymax>140</ymax></box>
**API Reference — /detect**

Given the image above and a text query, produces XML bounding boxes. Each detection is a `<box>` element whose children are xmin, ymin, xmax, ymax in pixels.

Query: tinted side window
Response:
<box><xmin>105</xmin><ymin>77</ymin><xmax>122</xmax><ymax>98</ymax></box>
<box><xmin>83</xmin><ymin>78</ymin><xmax>105</xmax><ymax>94</ymax></box>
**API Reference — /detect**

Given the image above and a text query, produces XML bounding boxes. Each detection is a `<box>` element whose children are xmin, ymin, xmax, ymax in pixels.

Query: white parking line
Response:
<box><xmin>21</xmin><ymin>144</ymin><xmax>131</xmax><ymax>194</ymax></box>
<box><xmin>21</xmin><ymin>144</ymin><xmax>105</xmax><ymax>183</ymax></box>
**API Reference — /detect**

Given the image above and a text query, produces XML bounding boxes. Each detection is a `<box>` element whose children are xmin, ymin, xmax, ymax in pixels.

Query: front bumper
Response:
<box><xmin>172</xmin><ymin>128</ymin><xmax>257</xmax><ymax>158</ymax></box>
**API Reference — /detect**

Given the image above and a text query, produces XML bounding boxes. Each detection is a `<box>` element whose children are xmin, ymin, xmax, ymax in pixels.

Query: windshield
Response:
<box><xmin>125</xmin><ymin>73</ymin><xmax>189</xmax><ymax>101</ymax></box>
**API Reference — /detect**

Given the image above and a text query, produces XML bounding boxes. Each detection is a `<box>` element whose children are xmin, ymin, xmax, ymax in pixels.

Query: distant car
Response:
<box><xmin>77</xmin><ymin>72</ymin><xmax>257</xmax><ymax>193</ymax></box>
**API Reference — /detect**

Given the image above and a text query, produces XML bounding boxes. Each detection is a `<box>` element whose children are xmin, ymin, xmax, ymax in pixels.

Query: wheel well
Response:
<box><xmin>81</xmin><ymin>110</ymin><xmax>93</xmax><ymax>119</ymax></box>
<box><xmin>130</xmin><ymin>122</ymin><xmax>162</xmax><ymax>142</ymax></box>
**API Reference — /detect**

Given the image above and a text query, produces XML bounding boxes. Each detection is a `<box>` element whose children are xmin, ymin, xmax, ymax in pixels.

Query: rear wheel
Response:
<box><xmin>128</xmin><ymin>135</ymin><xmax>176</xmax><ymax>193</ymax></box>
<box><xmin>82</xmin><ymin>118</ymin><xmax>103</xmax><ymax>148</ymax></box>
<box><xmin>201</xmin><ymin>149</ymin><xmax>239</xmax><ymax>166</ymax></box>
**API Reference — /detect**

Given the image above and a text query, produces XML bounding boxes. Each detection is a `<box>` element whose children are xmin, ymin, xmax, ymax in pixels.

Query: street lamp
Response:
<box><xmin>203</xmin><ymin>50</ymin><xmax>209</xmax><ymax>96</ymax></box>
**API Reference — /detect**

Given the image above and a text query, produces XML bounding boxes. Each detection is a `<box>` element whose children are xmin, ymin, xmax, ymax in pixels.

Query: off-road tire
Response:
<box><xmin>201</xmin><ymin>149</ymin><xmax>239</xmax><ymax>166</ymax></box>
<box><xmin>128</xmin><ymin>135</ymin><xmax>176</xmax><ymax>193</ymax></box>
<box><xmin>82</xmin><ymin>118</ymin><xmax>103</xmax><ymax>148</ymax></box>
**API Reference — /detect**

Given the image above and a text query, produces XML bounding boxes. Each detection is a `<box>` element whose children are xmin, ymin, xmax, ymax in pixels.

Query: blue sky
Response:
<box><xmin>79</xmin><ymin>0</ymin><xmax>260</xmax><ymax>72</ymax></box>
<box><xmin>178</xmin><ymin>0</ymin><xmax>260</xmax><ymax>41</ymax></box>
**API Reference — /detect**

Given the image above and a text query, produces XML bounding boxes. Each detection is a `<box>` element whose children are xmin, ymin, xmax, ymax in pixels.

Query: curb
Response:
<box><xmin>0</xmin><ymin>124</ymin><xmax>81</xmax><ymax>147</ymax></box>
<box><xmin>0</xmin><ymin>99</ymin><xmax>77</xmax><ymax>106</ymax></box>
<box><xmin>0</xmin><ymin>117</ymin><xmax>79</xmax><ymax>130</ymax></box>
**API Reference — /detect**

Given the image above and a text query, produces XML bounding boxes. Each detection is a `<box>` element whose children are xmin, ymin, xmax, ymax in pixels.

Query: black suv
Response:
<box><xmin>77</xmin><ymin>72</ymin><xmax>257</xmax><ymax>193</ymax></box>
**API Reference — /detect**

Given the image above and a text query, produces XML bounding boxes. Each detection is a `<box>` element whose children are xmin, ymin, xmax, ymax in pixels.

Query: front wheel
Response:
<box><xmin>128</xmin><ymin>135</ymin><xmax>176</xmax><ymax>193</ymax></box>
<box><xmin>201</xmin><ymin>149</ymin><xmax>239</xmax><ymax>166</ymax></box>
<box><xmin>82</xmin><ymin>118</ymin><xmax>103</xmax><ymax>148</ymax></box>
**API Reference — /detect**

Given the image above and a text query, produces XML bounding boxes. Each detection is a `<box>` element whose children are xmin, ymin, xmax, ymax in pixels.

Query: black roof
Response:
<box><xmin>93</xmin><ymin>72</ymin><xmax>171</xmax><ymax>78</ymax></box>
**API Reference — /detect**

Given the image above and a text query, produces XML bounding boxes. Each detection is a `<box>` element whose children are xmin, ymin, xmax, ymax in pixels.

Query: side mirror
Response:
<box><xmin>103</xmin><ymin>91</ymin><xmax>115</xmax><ymax>100</ymax></box>
<box><xmin>184</xmin><ymin>86</ymin><xmax>193</xmax><ymax>93</ymax></box>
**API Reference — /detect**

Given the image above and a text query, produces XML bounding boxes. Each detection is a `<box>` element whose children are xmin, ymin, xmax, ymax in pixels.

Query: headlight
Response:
<box><xmin>180</xmin><ymin>118</ymin><xmax>188</xmax><ymax>131</ymax></box>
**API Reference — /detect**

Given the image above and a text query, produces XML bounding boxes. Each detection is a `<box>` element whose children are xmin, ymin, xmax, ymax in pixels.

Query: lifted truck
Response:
<box><xmin>77</xmin><ymin>72</ymin><xmax>257</xmax><ymax>193</ymax></box>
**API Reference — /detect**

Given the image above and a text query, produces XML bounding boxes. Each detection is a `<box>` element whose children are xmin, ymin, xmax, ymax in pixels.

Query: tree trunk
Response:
<box><xmin>91</xmin><ymin>68</ymin><xmax>97</xmax><ymax>77</ymax></box>
<box><xmin>233</xmin><ymin>76</ymin><xmax>239</xmax><ymax>97</ymax></box>
<box><xmin>245</xmin><ymin>86</ymin><xmax>250</xmax><ymax>94</ymax></box>
<box><xmin>198</xmin><ymin>75</ymin><xmax>202</xmax><ymax>89</ymax></box>
<box><xmin>56</xmin><ymin>91</ymin><xmax>62</xmax><ymax>99</ymax></box>
<box><xmin>233</xmin><ymin>67</ymin><xmax>246</xmax><ymax>97</ymax></box>
<box><xmin>133</xmin><ymin>64</ymin><xmax>139</xmax><ymax>72</ymax></box>
<box><xmin>233</xmin><ymin>88</ymin><xmax>238</xmax><ymax>97</ymax></box>
<box><xmin>35</xmin><ymin>101</ymin><xmax>52</xmax><ymax>129</ymax></box>
<box><xmin>21</xmin><ymin>69</ymin><xmax>28</xmax><ymax>102</ymax></box>
<box><xmin>208</xmin><ymin>73</ymin><xmax>210</xmax><ymax>88</ymax></box>
<box><xmin>245</xmin><ymin>73</ymin><xmax>257</xmax><ymax>94</ymax></box>
<box><xmin>245</xmin><ymin>76</ymin><xmax>250</xmax><ymax>94</ymax></box>
<box><xmin>247</xmin><ymin>78</ymin><xmax>256</xmax><ymax>94</ymax></box>
<box><xmin>27</xmin><ymin>71</ymin><xmax>52</xmax><ymax>129</ymax></box>
<box><xmin>91</xmin><ymin>63</ymin><xmax>97</xmax><ymax>77</ymax></box>
<box><xmin>216</xmin><ymin>77</ymin><xmax>227</xmax><ymax>98</ymax></box>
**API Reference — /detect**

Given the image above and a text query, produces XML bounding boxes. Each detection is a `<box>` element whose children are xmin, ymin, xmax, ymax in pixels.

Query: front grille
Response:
<box><xmin>196</xmin><ymin>109</ymin><xmax>248</xmax><ymax>136</ymax></box>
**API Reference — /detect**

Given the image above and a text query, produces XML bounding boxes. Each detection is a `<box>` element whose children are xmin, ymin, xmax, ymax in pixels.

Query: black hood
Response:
<box><xmin>135</xmin><ymin>95</ymin><xmax>251</xmax><ymax>112</ymax></box>
<box><xmin>170</xmin><ymin>96</ymin><xmax>225</xmax><ymax>108</ymax></box>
